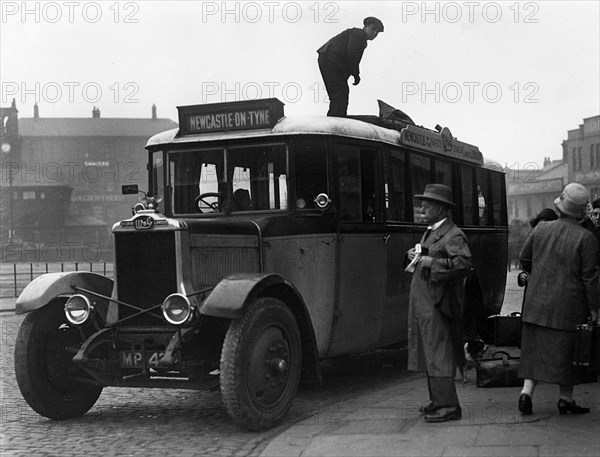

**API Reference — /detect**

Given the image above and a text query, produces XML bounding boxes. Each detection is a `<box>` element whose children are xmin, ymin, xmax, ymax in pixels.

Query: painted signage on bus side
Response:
<box><xmin>399</xmin><ymin>124</ymin><xmax>483</xmax><ymax>165</ymax></box>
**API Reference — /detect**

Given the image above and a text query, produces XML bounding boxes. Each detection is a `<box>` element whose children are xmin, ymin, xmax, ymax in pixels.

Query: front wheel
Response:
<box><xmin>14</xmin><ymin>301</ymin><xmax>103</xmax><ymax>419</ymax></box>
<box><xmin>220</xmin><ymin>297</ymin><xmax>302</xmax><ymax>431</ymax></box>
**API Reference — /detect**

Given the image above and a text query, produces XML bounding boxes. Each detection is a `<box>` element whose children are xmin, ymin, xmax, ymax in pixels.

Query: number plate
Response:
<box><xmin>120</xmin><ymin>350</ymin><xmax>165</xmax><ymax>368</ymax></box>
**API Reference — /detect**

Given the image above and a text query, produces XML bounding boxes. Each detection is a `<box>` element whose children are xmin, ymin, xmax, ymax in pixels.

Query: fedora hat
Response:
<box><xmin>415</xmin><ymin>184</ymin><xmax>455</xmax><ymax>208</ymax></box>
<box><xmin>554</xmin><ymin>183</ymin><xmax>588</xmax><ymax>219</ymax></box>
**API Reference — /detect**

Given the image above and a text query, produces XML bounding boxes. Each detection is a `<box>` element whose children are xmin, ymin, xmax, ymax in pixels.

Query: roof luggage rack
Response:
<box><xmin>347</xmin><ymin>99</ymin><xmax>415</xmax><ymax>133</ymax></box>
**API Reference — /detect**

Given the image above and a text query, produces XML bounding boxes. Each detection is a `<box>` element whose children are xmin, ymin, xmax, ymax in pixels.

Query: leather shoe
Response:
<box><xmin>424</xmin><ymin>406</ymin><xmax>461</xmax><ymax>423</ymax></box>
<box><xmin>419</xmin><ymin>402</ymin><xmax>437</xmax><ymax>414</ymax></box>
<box><xmin>557</xmin><ymin>399</ymin><xmax>590</xmax><ymax>415</ymax></box>
<box><xmin>518</xmin><ymin>394</ymin><xmax>532</xmax><ymax>415</ymax></box>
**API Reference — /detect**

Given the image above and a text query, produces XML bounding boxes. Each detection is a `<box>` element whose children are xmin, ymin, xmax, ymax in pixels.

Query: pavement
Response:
<box><xmin>255</xmin><ymin>270</ymin><xmax>599</xmax><ymax>457</ymax></box>
<box><xmin>257</xmin><ymin>373</ymin><xmax>599</xmax><ymax>457</ymax></box>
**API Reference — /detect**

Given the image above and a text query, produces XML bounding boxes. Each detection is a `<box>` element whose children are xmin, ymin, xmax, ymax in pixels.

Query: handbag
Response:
<box><xmin>475</xmin><ymin>349</ymin><xmax>521</xmax><ymax>388</ymax></box>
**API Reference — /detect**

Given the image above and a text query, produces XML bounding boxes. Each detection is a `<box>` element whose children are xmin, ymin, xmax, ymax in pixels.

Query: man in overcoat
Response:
<box><xmin>317</xmin><ymin>17</ymin><xmax>384</xmax><ymax>117</ymax></box>
<box><xmin>406</xmin><ymin>184</ymin><xmax>472</xmax><ymax>423</ymax></box>
<box><xmin>517</xmin><ymin>183</ymin><xmax>599</xmax><ymax>415</ymax></box>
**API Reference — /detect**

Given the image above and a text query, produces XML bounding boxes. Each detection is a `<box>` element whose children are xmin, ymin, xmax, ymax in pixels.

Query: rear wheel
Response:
<box><xmin>220</xmin><ymin>297</ymin><xmax>302</xmax><ymax>431</ymax></box>
<box><xmin>14</xmin><ymin>301</ymin><xmax>103</xmax><ymax>419</ymax></box>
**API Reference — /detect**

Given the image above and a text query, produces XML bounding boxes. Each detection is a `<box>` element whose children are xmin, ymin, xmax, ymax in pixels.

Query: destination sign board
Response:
<box><xmin>178</xmin><ymin>98</ymin><xmax>285</xmax><ymax>135</ymax></box>
<box><xmin>399</xmin><ymin>124</ymin><xmax>483</xmax><ymax>165</ymax></box>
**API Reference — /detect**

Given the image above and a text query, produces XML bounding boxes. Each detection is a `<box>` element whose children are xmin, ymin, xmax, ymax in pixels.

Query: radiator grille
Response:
<box><xmin>191</xmin><ymin>247</ymin><xmax>259</xmax><ymax>289</ymax></box>
<box><xmin>115</xmin><ymin>232</ymin><xmax>177</xmax><ymax>325</ymax></box>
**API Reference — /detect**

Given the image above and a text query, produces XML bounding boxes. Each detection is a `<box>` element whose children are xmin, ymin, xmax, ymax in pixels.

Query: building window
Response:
<box><xmin>591</xmin><ymin>144</ymin><xmax>596</xmax><ymax>169</ymax></box>
<box><xmin>577</xmin><ymin>147</ymin><xmax>582</xmax><ymax>170</ymax></box>
<box><xmin>597</xmin><ymin>144</ymin><xmax>600</xmax><ymax>170</ymax></box>
<box><xmin>23</xmin><ymin>191</ymin><xmax>36</xmax><ymax>200</ymax></box>
<box><xmin>572</xmin><ymin>147</ymin><xmax>577</xmax><ymax>170</ymax></box>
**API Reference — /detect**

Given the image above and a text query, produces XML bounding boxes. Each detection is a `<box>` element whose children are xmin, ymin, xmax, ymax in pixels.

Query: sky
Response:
<box><xmin>1</xmin><ymin>0</ymin><xmax>599</xmax><ymax>171</ymax></box>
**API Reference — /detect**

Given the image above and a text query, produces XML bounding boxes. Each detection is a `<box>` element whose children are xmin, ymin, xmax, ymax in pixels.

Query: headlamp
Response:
<box><xmin>64</xmin><ymin>294</ymin><xmax>94</xmax><ymax>326</ymax></box>
<box><xmin>162</xmin><ymin>293</ymin><xmax>194</xmax><ymax>326</ymax></box>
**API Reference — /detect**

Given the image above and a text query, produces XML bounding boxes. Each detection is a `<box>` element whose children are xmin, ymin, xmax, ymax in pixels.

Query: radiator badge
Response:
<box><xmin>133</xmin><ymin>215</ymin><xmax>155</xmax><ymax>230</ymax></box>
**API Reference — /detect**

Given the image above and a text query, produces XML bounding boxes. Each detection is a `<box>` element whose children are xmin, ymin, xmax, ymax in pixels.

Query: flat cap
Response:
<box><xmin>364</xmin><ymin>16</ymin><xmax>384</xmax><ymax>32</ymax></box>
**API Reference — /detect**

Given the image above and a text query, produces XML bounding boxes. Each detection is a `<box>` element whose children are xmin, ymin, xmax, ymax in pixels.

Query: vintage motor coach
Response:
<box><xmin>14</xmin><ymin>98</ymin><xmax>507</xmax><ymax>430</ymax></box>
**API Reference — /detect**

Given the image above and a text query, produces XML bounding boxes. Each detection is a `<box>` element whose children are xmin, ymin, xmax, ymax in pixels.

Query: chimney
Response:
<box><xmin>34</xmin><ymin>103</ymin><xmax>39</xmax><ymax>119</ymax></box>
<box><xmin>152</xmin><ymin>104</ymin><xmax>157</xmax><ymax>120</ymax></box>
<box><xmin>92</xmin><ymin>107</ymin><xmax>101</xmax><ymax>118</ymax></box>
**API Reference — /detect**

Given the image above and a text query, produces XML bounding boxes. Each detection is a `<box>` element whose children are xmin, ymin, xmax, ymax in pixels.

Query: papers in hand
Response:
<box><xmin>404</xmin><ymin>243</ymin><xmax>422</xmax><ymax>273</ymax></box>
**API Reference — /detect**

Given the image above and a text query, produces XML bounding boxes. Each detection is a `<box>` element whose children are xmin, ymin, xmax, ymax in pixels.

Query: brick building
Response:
<box><xmin>1</xmin><ymin>103</ymin><xmax>177</xmax><ymax>260</ymax></box>
<box><xmin>563</xmin><ymin>115</ymin><xmax>600</xmax><ymax>202</ymax></box>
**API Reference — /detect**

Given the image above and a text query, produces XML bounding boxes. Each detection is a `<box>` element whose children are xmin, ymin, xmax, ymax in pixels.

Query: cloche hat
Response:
<box><xmin>554</xmin><ymin>183</ymin><xmax>588</xmax><ymax>219</ymax></box>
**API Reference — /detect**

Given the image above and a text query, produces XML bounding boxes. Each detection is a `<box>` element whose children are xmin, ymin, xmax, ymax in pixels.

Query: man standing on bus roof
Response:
<box><xmin>405</xmin><ymin>184</ymin><xmax>472</xmax><ymax>423</ymax></box>
<box><xmin>317</xmin><ymin>16</ymin><xmax>384</xmax><ymax>117</ymax></box>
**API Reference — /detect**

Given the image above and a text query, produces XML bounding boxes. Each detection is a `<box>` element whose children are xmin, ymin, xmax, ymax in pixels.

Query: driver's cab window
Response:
<box><xmin>169</xmin><ymin>149</ymin><xmax>224</xmax><ymax>214</ymax></box>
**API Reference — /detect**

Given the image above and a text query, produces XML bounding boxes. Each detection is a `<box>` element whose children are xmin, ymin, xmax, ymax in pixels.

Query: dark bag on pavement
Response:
<box><xmin>475</xmin><ymin>347</ymin><xmax>521</xmax><ymax>388</ymax></box>
<box><xmin>485</xmin><ymin>313</ymin><xmax>522</xmax><ymax>347</ymax></box>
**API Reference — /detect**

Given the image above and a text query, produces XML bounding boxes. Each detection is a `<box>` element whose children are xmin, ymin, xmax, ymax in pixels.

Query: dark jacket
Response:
<box><xmin>519</xmin><ymin>216</ymin><xmax>600</xmax><ymax>331</ymax></box>
<box><xmin>317</xmin><ymin>28</ymin><xmax>367</xmax><ymax>77</ymax></box>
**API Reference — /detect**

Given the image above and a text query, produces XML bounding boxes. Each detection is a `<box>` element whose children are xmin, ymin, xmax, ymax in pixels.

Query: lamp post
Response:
<box><xmin>1</xmin><ymin>141</ymin><xmax>14</xmax><ymax>242</ymax></box>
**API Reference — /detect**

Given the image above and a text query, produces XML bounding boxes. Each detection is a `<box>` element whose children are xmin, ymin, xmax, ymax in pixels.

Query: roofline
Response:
<box><xmin>145</xmin><ymin>115</ymin><xmax>485</xmax><ymax>166</ymax></box>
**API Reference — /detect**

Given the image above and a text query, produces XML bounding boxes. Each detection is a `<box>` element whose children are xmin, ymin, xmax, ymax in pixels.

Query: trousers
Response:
<box><xmin>318</xmin><ymin>54</ymin><xmax>349</xmax><ymax>117</ymax></box>
<box><xmin>427</xmin><ymin>375</ymin><xmax>459</xmax><ymax>407</ymax></box>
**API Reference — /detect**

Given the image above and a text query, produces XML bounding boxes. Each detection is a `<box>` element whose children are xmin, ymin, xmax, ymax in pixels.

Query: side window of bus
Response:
<box><xmin>476</xmin><ymin>169</ymin><xmax>491</xmax><ymax>226</ymax></box>
<box><xmin>434</xmin><ymin>159</ymin><xmax>452</xmax><ymax>188</ymax></box>
<box><xmin>461</xmin><ymin>165</ymin><xmax>475</xmax><ymax>225</ymax></box>
<box><xmin>337</xmin><ymin>145</ymin><xmax>378</xmax><ymax>222</ymax></box>
<box><xmin>490</xmin><ymin>171</ymin><xmax>505</xmax><ymax>226</ymax></box>
<box><xmin>410</xmin><ymin>154</ymin><xmax>432</xmax><ymax>222</ymax></box>
<box><xmin>294</xmin><ymin>140</ymin><xmax>328</xmax><ymax>210</ymax></box>
<box><xmin>385</xmin><ymin>150</ymin><xmax>406</xmax><ymax>221</ymax></box>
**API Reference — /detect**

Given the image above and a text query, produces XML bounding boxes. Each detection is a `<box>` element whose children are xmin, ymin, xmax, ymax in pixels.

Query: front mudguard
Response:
<box><xmin>201</xmin><ymin>273</ymin><xmax>322</xmax><ymax>386</ymax></box>
<box><xmin>15</xmin><ymin>272</ymin><xmax>114</xmax><ymax>318</ymax></box>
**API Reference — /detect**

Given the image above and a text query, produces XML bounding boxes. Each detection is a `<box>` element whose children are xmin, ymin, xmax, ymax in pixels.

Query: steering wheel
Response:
<box><xmin>194</xmin><ymin>192</ymin><xmax>220</xmax><ymax>213</ymax></box>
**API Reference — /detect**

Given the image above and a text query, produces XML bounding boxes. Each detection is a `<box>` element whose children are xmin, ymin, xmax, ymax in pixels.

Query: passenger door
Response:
<box><xmin>327</xmin><ymin>144</ymin><xmax>387</xmax><ymax>357</ymax></box>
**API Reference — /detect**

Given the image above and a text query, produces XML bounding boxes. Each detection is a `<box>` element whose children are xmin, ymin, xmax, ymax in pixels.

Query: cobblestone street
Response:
<box><xmin>0</xmin><ymin>271</ymin><xmax>524</xmax><ymax>456</ymax></box>
<box><xmin>0</xmin><ymin>312</ymin><xmax>418</xmax><ymax>457</ymax></box>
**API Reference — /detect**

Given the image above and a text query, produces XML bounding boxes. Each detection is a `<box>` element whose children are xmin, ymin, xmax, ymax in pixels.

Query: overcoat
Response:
<box><xmin>407</xmin><ymin>219</ymin><xmax>472</xmax><ymax>376</ymax></box>
<box><xmin>519</xmin><ymin>217</ymin><xmax>599</xmax><ymax>330</ymax></box>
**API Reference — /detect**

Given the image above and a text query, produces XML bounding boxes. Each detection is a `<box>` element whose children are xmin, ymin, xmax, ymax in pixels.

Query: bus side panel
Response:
<box><xmin>379</xmin><ymin>231</ymin><xmax>422</xmax><ymax>346</ymax></box>
<box><xmin>263</xmin><ymin>234</ymin><xmax>337</xmax><ymax>358</ymax></box>
<box><xmin>327</xmin><ymin>232</ymin><xmax>387</xmax><ymax>357</ymax></box>
<box><xmin>466</xmin><ymin>229</ymin><xmax>508</xmax><ymax>317</ymax></box>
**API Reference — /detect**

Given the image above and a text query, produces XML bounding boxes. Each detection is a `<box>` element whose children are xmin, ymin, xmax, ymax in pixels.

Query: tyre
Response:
<box><xmin>14</xmin><ymin>300</ymin><xmax>103</xmax><ymax>420</ymax></box>
<box><xmin>220</xmin><ymin>297</ymin><xmax>302</xmax><ymax>431</ymax></box>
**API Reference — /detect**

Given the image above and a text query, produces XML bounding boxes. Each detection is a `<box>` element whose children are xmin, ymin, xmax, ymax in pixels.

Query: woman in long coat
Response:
<box><xmin>518</xmin><ymin>183</ymin><xmax>599</xmax><ymax>415</ymax></box>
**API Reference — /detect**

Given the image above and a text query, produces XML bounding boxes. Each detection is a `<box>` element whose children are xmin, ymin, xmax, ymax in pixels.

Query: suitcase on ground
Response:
<box><xmin>475</xmin><ymin>346</ymin><xmax>521</xmax><ymax>388</ymax></box>
<box><xmin>486</xmin><ymin>313</ymin><xmax>522</xmax><ymax>347</ymax></box>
